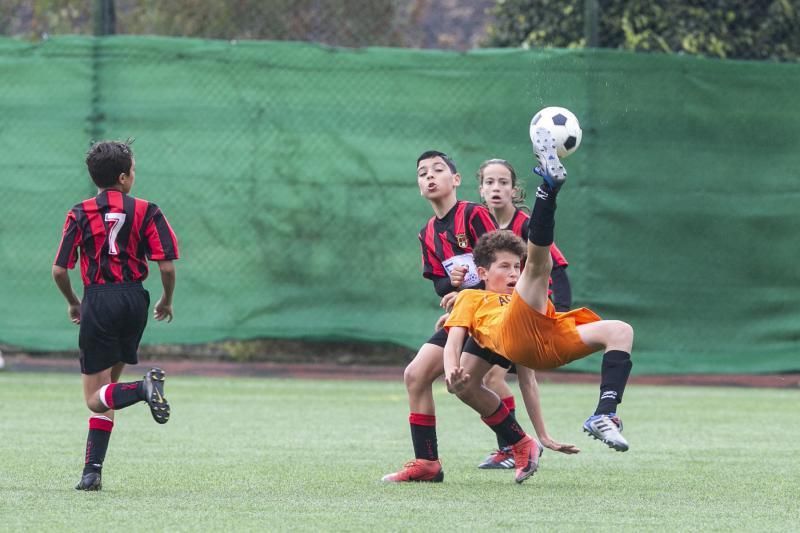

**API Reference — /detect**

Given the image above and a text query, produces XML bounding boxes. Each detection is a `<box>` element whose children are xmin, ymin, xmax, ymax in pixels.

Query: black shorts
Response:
<box><xmin>426</xmin><ymin>328</ymin><xmax>449</xmax><ymax>347</ymax></box>
<box><xmin>463</xmin><ymin>338</ymin><xmax>512</xmax><ymax>369</ymax></box>
<box><xmin>426</xmin><ymin>328</ymin><xmax>512</xmax><ymax>369</ymax></box>
<box><xmin>79</xmin><ymin>282</ymin><xmax>149</xmax><ymax>375</ymax></box>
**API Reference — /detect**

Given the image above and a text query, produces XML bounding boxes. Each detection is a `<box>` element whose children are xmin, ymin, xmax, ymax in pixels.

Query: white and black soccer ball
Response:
<box><xmin>529</xmin><ymin>106</ymin><xmax>582</xmax><ymax>158</ymax></box>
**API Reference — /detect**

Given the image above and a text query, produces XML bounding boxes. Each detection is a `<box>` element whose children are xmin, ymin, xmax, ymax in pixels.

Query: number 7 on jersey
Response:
<box><xmin>105</xmin><ymin>212</ymin><xmax>127</xmax><ymax>255</ymax></box>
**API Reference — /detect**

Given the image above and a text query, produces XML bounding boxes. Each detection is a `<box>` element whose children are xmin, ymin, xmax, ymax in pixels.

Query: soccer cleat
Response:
<box><xmin>583</xmin><ymin>413</ymin><xmax>629</xmax><ymax>452</ymax></box>
<box><xmin>478</xmin><ymin>446</ymin><xmax>515</xmax><ymax>469</ymax></box>
<box><xmin>75</xmin><ymin>471</ymin><xmax>102</xmax><ymax>491</ymax></box>
<box><xmin>531</xmin><ymin>126</ymin><xmax>567</xmax><ymax>189</ymax></box>
<box><xmin>143</xmin><ymin>368</ymin><xmax>170</xmax><ymax>424</ymax></box>
<box><xmin>381</xmin><ymin>459</ymin><xmax>444</xmax><ymax>483</ymax></box>
<box><xmin>510</xmin><ymin>435</ymin><xmax>543</xmax><ymax>484</ymax></box>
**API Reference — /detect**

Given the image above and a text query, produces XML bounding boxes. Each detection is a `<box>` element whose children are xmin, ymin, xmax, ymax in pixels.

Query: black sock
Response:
<box><xmin>409</xmin><ymin>413</ymin><xmax>438</xmax><ymax>461</ymax></box>
<box><xmin>83</xmin><ymin>416</ymin><xmax>113</xmax><ymax>475</ymax></box>
<box><xmin>482</xmin><ymin>403</ymin><xmax>526</xmax><ymax>446</ymax></box>
<box><xmin>528</xmin><ymin>182</ymin><xmax>558</xmax><ymax>246</ymax></box>
<box><xmin>496</xmin><ymin>396</ymin><xmax>516</xmax><ymax>448</ymax></box>
<box><xmin>594</xmin><ymin>350</ymin><xmax>633</xmax><ymax>415</ymax></box>
<box><xmin>102</xmin><ymin>381</ymin><xmax>144</xmax><ymax>410</ymax></box>
<box><xmin>495</xmin><ymin>409</ymin><xmax>516</xmax><ymax>448</ymax></box>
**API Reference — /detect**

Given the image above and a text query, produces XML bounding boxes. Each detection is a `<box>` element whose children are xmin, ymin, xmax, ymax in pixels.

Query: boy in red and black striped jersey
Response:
<box><xmin>52</xmin><ymin>140</ymin><xmax>179</xmax><ymax>491</ymax></box>
<box><xmin>382</xmin><ymin>151</ymin><xmax>576</xmax><ymax>484</ymax></box>
<box><xmin>383</xmin><ymin>151</ymin><xmax>493</xmax><ymax>482</ymax></box>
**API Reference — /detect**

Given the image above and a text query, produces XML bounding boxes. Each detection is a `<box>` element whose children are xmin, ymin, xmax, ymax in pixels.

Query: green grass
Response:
<box><xmin>0</xmin><ymin>372</ymin><xmax>798</xmax><ymax>532</ymax></box>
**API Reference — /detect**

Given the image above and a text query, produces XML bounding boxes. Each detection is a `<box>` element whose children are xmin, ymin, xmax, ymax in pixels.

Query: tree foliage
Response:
<box><xmin>0</xmin><ymin>0</ymin><xmax>402</xmax><ymax>46</ymax></box>
<box><xmin>485</xmin><ymin>0</ymin><xmax>800</xmax><ymax>61</ymax></box>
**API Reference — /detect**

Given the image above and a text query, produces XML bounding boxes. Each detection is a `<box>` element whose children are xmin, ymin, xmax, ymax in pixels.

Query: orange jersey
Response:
<box><xmin>444</xmin><ymin>289</ymin><xmax>511</xmax><ymax>355</ymax></box>
<box><xmin>444</xmin><ymin>289</ymin><xmax>601</xmax><ymax>370</ymax></box>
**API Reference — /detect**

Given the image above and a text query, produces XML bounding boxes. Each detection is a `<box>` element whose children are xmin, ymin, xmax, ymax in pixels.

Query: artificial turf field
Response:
<box><xmin>1</xmin><ymin>371</ymin><xmax>798</xmax><ymax>532</ymax></box>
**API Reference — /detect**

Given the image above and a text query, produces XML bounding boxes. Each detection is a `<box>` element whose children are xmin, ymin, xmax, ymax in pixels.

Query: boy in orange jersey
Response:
<box><xmin>443</xmin><ymin>128</ymin><xmax>634</xmax><ymax>483</ymax></box>
<box><xmin>474</xmin><ymin>157</ymin><xmax>573</xmax><ymax>469</ymax></box>
<box><xmin>381</xmin><ymin>151</ymin><xmax>578</xmax><ymax>485</ymax></box>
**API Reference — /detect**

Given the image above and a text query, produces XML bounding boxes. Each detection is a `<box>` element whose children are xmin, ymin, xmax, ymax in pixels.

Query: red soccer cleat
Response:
<box><xmin>511</xmin><ymin>435</ymin><xmax>543</xmax><ymax>484</ymax></box>
<box><xmin>381</xmin><ymin>459</ymin><xmax>444</xmax><ymax>483</ymax></box>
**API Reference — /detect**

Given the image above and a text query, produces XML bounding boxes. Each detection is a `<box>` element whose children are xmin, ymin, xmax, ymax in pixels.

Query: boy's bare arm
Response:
<box><xmin>516</xmin><ymin>366</ymin><xmax>580</xmax><ymax>454</ymax></box>
<box><xmin>154</xmin><ymin>260</ymin><xmax>176</xmax><ymax>322</ymax></box>
<box><xmin>52</xmin><ymin>265</ymin><xmax>81</xmax><ymax>324</ymax></box>
<box><xmin>443</xmin><ymin>326</ymin><xmax>468</xmax><ymax>393</ymax></box>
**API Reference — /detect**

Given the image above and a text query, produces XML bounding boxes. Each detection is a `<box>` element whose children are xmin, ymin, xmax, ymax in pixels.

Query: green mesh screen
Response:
<box><xmin>1</xmin><ymin>36</ymin><xmax>798</xmax><ymax>373</ymax></box>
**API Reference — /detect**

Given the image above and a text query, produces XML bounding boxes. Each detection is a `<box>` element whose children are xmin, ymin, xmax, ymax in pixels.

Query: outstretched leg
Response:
<box><xmin>520</xmin><ymin>126</ymin><xmax>636</xmax><ymax>453</ymax></box>
<box><xmin>514</xmin><ymin>127</ymin><xmax>567</xmax><ymax>312</ymax></box>
<box><xmin>576</xmin><ymin>320</ymin><xmax>635</xmax><ymax>451</ymax></box>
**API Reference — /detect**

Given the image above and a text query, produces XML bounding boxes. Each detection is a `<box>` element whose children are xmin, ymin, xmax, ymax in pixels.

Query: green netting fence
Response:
<box><xmin>1</xmin><ymin>36</ymin><xmax>798</xmax><ymax>373</ymax></box>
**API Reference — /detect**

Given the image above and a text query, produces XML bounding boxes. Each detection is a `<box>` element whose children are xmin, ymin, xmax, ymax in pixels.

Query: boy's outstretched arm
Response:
<box><xmin>154</xmin><ymin>260</ymin><xmax>176</xmax><ymax>322</ymax></box>
<box><xmin>52</xmin><ymin>265</ymin><xmax>81</xmax><ymax>324</ymax></box>
<box><xmin>443</xmin><ymin>326</ymin><xmax>468</xmax><ymax>393</ymax></box>
<box><xmin>516</xmin><ymin>366</ymin><xmax>580</xmax><ymax>454</ymax></box>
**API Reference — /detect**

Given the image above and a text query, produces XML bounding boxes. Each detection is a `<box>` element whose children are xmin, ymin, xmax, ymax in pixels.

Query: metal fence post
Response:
<box><xmin>94</xmin><ymin>0</ymin><xmax>116</xmax><ymax>36</ymax></box>
<box><xmin>584</xmin><ymin>0</ymin><xmax>598</xmax><ymax>47</ymax></box>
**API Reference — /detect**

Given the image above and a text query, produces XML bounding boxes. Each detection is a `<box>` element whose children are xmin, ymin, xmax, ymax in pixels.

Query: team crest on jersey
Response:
<box><xmin>456</xmin><ymin>233</ymin><xmax>468</xmax><ymax>249</ymax></box>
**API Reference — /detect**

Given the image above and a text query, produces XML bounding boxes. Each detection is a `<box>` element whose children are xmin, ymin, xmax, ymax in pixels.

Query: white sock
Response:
<box><xmin>98</xmin><ymin>384</ymin><xmax>111</xmax><ymax>409</ymax></box>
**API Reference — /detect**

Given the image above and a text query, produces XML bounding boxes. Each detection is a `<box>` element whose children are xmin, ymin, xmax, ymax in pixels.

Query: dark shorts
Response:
<box><xmin>79</xmin><ymin>282</ymin><xmax>149</xmax><ymax>375</ymax></box>
<box><xmin>426</xmin><ymin>328</ymin><xmax>449</xmax><ymax>347</ymax></box>
<box><xmin>463</xmin><ymin>337</ymin><xmax>513</xmax><ymax>369</ymax></box>
<box><xmin>426</xmin><ymin>328</ymin><xmax>512</xmax><ymax>369</ymax></box>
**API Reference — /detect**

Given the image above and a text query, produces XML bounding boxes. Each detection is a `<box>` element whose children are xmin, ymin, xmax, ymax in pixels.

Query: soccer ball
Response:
<box><xmin>529</xmin><ymin>106</ymin><xmax>582</xmax><ymax>158</ymax></box>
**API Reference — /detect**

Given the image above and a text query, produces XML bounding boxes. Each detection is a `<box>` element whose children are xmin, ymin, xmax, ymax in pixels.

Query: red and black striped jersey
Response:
<box><xmin>418</xmin><ymin>201</ymin><xmax>497</xmax><ymax>282</ymax></box>
<box><xmin>501</xmin><ymin>208</ymin><xmax>568</xmax><ymax>267</ymax></box>
<box><xmin>54</xmin><ymin>189</ymin><xmax>179</xmax><ymax>286</ymax></box>
<box><xmin>506</xmin><ymin>208</ymin><xmax>530</xmax><ymax>239</ymax></box>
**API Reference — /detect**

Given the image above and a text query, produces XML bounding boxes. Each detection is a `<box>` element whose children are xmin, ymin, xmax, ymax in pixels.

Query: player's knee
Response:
<box><xmin>607</xmin><ymin>320</ymin><xmax>634</xmax><ymax>351</ymax></box>
<box><xmin>482</xmin><ymin>372</ymin><xmax>501</xmax><ymax>390</ymax></box>
<box><xmin>86</xmin><ymin>398</ymin><xmax>105</xmax><ymax>413</ymax></box>
<box><xmin>403</xmin><ymin>364</ymin><xmax>418</xmax><ymax>391</ymax></box>
<box><xmin>403</xmin><ymin>362</ymin><xmax>433</xmax><ymax>393</ymax></box>
<box><xmin>618</xmin><ymin>321</ymin><xmax>634</xmax><ymax>346</ymax></box>
<box><xmin>454</xmin><ymin>378</ymin><xmax>481</xmax><ymax>403</ymax></box>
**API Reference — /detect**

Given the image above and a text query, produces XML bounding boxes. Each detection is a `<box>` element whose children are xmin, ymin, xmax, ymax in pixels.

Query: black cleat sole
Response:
<box><xmin>144</xmin><ymin>367</ymin><xmax>170</xmax><ymax>424</ymax></box>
